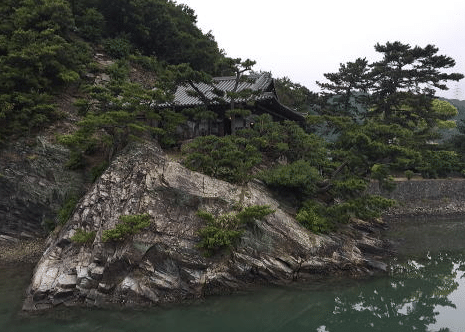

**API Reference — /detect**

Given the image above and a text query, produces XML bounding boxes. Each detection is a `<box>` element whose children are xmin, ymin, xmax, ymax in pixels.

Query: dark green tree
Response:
<box><xmin>316</xmin><ymin>42</ymin><xmax>463</xmax><ymax>179</ymax></box>
<box><xmin>59</xmin><ymin>60</ymin><xmax>175</xmax><ymax>161</ymax></box>
<box><xmin>368</xmin><ymin>42</ymin><xmax>462</xmax><ymax>147</ymax></box>
<box><xmin>0</xmin><ymin>0</ymin><xmax>90</xmax><ymax>143</ymax></box>
<box><xmin>275</xmin><ymin>76</ymin><xmax>319</xmax><ymax>113</ymax></box>
<box><xmin>317</xmin><ymin>57</ymin><xmax>371</xmax><ymax>120</ymax></box>
<box><xmin>72</xmin><ymin>0</ymin><xmax>225</xmax><ymax>72</ymax></box>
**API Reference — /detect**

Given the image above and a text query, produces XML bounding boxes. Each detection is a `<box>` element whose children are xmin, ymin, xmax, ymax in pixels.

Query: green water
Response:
<box><xmin>1</xmin><ymin>218</ymin><xmax>465</xmax><ymax>332</ymax></box>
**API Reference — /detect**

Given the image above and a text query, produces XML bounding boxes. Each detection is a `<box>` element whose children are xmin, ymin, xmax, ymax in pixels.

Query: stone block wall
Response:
<box><xmin>369</xmin><ymin>179</ymin><xmax>465</xmax><ymax>220</ymax></box>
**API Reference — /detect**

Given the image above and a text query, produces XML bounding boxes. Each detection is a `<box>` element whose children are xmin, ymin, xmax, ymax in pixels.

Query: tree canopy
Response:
<box><xmin>316</xmin><ymin>41</ymin><xmax>463</xmax><ymax>180</ymax></box>
<box><xmin>0</xmin><ymin>0</ymin><xmax>90</xmax><ymax>142</ymax></box>
<box><xmin>2</xmin><ymin>0</ymin><xmax>464</xmax><ymax>237</ymax></box>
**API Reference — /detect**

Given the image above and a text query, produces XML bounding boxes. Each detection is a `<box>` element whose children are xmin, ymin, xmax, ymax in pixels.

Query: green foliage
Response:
<box><xmin>275</xmin><ymin>76</ymin><xmax>319</xmax><ymax>113</ymax></box>
<box><xmin>258</xmin><ymin>160</ymin><xmax>322</xmax><ymax>197</ymax></box>
<box><xmin>249</xmin><ymin>115</ymin><xmax>329</xmax><ymax>164</ymax></box>
<box><xmin>0</xmin><ymin>0</ymin><xmax>88</xmax><ymax>142</ymax></box>
<box><xmin>65</xmin><ymin>150</ymin><xmax>85</xmax><ymax>169</ymax></box>
<box><xmin>417</xmin><ymin>150</ymin><xmax>461</xmax><ymax>178</ymax></box>
<box><xmin>370</xmin><ymin>164</ymin><xmax>395</xmax><ymax>191</ymax></box>
<box><xmin>128</xmin><ymin>54</ymin><xmax>161</xmax><ymax>73</ymax></box>
<box><xmin>73</xmin><ymin>0</ymin><xmax>224</xmax><ymax>72</ymax></box>
<box><xmin>196</xmin><ymin>205</ymin><xmax>274</xmax><ymax>256</ymax></box>
<box><xmin>58</xmin><ymin>75</ymin><xmax>174</xmax><ymax>159</ymax></box>
<box><xmin>0</xmin><ymin>0</ymin><xmax>229</xmax><ymax>143</ymax></box>
<box><xmin>297</xmin><ymin>193</ymin><xmax>395</xmax><ymax>234</ymax></box>
<box><xmin>316</xmin><ymin>42</ymin><xmax>463</xmax><ymax>185</ymax></box>
<box><xmin>326</xmin><ymin>196</ymin><xmax>396</xmax><ymax>224</ymax></box>
<box><xmin>90</xmin><ymin>161</ymin><xmax>109</xmax><ymax>182</ymax></box>
<box><xmin>405</xmin><ymin>170</ymin><xmax>414</xmax><ymax>180</ymax></box>
<box><xmin>182</xmin><ymin>135</ymin><xmax>262</xmax><ymax>183</ymax></box>
<box><xmin>58</xmin><ymin>195</ymin><xmax>78</xmax><ymax>225</ymax></box>
<box><xmin>235</xmin><ymin>205</ymin><xmax>276</xmax><ymax>225</ymax></box>
<box><xmin>331</xmin><ymin>177</ymin><xmax>369</xmax><ymax>198</ymax></box>
<box><xmin>296</xmin><ymin>201</ymin><xmax>332</xmax><ymax>234</ymax></box>
<box><xmin>102</xmin><ymin>213</ymin><xmax>151</xmax><ymax>242</ymax></box>
<box><xmin>196</xmin><ymin>213</ymin><xmax>243</xmax><ymax>257</ymax></box>
<box><xmin>317</xmin><ymin>57</ymin><xmax>371</xmax><ymax>120</ymax></box>
<box><xmin>103</xmin><ymin>36</ymin><xmax>132</xmax><ymax>59</ymax></box>
<box><xmin>75</xmin><ymin>7</ymin><xmax>105</xmax><ymax>42</ymax></box>
<box><xmin>71</xmin><ymin>228</ymin><xmax>96</xmax><ymax>244</ymax></box>
<box><xmin>0</xmin><ymin>0</ymin><xmax>91</xmax><ymax>142</ymax></box>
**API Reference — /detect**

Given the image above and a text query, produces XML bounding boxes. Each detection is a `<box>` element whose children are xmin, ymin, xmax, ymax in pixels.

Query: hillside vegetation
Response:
<box><xmin>1</xmin><ymin>0</ymin><xmax>464</xmax><ymax>235</ymax></box>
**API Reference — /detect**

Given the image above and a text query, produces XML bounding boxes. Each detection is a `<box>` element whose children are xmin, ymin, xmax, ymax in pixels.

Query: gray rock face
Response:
<box><xmin>23</xmin><ymin>141</ymin><xmax>385</xmax><ymax>310</ymax></box>
<box><xmin>0</xmin><ymin>136</ymin><xmax>86</xmax><ymax>240</ymax></box>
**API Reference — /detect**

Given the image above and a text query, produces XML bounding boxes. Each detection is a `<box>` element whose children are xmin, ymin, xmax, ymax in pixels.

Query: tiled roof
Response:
<box><xmin>166</xmin><ymin>72</ymin><xmax>305</xmax><ymax>122</ymax></box>
<box><xmin>172</xmin><ymin>72</ymin><xmax>274</xmax><ymax>107</ymax></box>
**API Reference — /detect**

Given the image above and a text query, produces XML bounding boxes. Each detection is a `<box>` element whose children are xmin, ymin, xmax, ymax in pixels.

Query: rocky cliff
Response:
<box><xmin>23</xmin><ymin>141</ymin><xmax>387</xmax><ymax>310</ymax></box>
<box><xmin>0</xmin><ymin>135</ymin><xmax>86</xmax><ymax>243</ymax></box>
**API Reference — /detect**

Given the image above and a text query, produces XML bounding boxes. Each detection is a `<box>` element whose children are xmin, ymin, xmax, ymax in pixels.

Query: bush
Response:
<box><xmin>325</xmin><ymin>195</ymin><xmax>396</xmax><ymax>224</ymax></box>
<box><xmin>102</xmin><ymin>213</ymin><xmax>151</xmax><ymax>242</ymax></box>
<box><xmin>182</xmin><ymin>135</ymin><xmax>262</xmax><ymax>184</ymax></box>
<box><xmin>196</xmin><ymin>205</ymin><xmax>274</xmax><ymax>256</ymax></box>
<box><xmin>296</xmin><ymin>201</ymin><xmax>332</xmax><ymax>234</ymax></box>
<box><xmin>71</xmin><ymin>229</ymin><xmax>96</xmax><ymax>244</ymax></box>
<box><xmin>58</xmin><ymin>196</ymin><xmax>78</xmax><ymax>225</ymax></box>
<box><xmin>297</xmin><ymin>195</ymin><xmax>396</xmax><ymax>234</ymax></box>
<box><xmin>405</xmin><ymin>170</ymin><xmax>414</xmax><ymax>180</ymax></box>
<box><xmin>196</xmin><ymin>213</ymin><xmax>243</xmax><ymax>256</ymax></box>
<box><xmin>418</xmin><ymin>150</ymin><xmax>461</xmax><ymax>179</ymax></box>
<box><xmin>258</xmin><ymin>160</ymin><xmax>322</xmax><ymax>197</ymax></box>
<box><xmin>103</xmin><ymin>37</ymin><xmax>132</xmax><ymax>59</ymax></box>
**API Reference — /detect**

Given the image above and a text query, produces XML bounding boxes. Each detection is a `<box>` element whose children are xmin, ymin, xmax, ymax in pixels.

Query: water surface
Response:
<box><xmin>1</xmin><ymin>218</ymin><xmax>465</xmax><ymax>332</ymax></box>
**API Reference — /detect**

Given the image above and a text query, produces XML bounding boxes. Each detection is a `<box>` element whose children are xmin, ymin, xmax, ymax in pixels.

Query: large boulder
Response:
<box><xmin>23</xmin><ymin>141</ymin><xmax>384</xmax><ymax>310</ymax></box>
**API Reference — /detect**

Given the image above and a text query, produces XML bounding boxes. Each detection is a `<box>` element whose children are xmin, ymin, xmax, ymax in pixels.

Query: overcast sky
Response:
<box><xmin>180</xmin><ymin>0</ymin><xmax>465</xmax><ymax>100</ymax></box>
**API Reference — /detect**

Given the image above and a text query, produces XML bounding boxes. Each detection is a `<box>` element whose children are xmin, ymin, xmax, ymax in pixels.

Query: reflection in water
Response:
<box><xmin>323</xmin><ymin>251</ymin><xmax>464</xmax><ymax>332</ymax></box>
<box><xmin>2</xmin><ymin>218</ymin><xmax>465</xmax><ymax>331</ymax></box>
<box><xmin>2</xmin><ymin>251</ymin><xmax>464</xmax><ymax>332</ymax></box>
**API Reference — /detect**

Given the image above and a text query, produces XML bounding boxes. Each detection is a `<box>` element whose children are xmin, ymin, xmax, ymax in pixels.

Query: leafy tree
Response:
<box><xmin>316</xmin><ymin>42</ymin><xmax>463</xmax><ymax>180</ymax></box>
<box><xmin>0</xmin><ymin>0</ymin><xmax>90</xmax><ymax>142</ymax></box>
<box><xmin>275</xmin><ymin>76</ymin><xmax>319</xmax><ymax>113</ymax></box>
<box><xmin>75</xmin><ymin>7</ymin><xmax>105</xmax><ymax>42</ymax></box>
<box><xmin>59</xmin><ymin>60</ymin><xmax>175</xmax><ymax>160</ymax></box>
<box><xmin>70</xmin><ymin>0</ymin><xmax>224</xmax><ymax>72</ymax></box>
<box><xmin>258</xmin><ymin>159</ymin><xmax>322</xmax><ymax>197</ymax></box>
<box><xmin>317</xmin><ymin>57</ymin><xmax>371</xmax><ymax>120</ymax></box>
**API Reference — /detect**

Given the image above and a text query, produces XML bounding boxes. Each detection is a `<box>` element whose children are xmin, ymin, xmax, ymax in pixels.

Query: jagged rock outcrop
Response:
<box><xmin>23</xmin><ymin>141</ymin><xmax>387</xmax><ymax>310</ymax></box>
<box><xmin>0</xmin><ymin>136</ymin><xmax>86</xmax><ymax>241</ymax></box>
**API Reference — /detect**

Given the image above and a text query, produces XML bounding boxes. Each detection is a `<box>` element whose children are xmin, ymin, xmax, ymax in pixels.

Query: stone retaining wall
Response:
<box><xmin>369</xmin><ymin>179</ymin><xmax>465</xmax><ymax>220</ymax></box>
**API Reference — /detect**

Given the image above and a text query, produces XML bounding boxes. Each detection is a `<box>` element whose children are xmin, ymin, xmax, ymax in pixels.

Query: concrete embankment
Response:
<box><xmin>369</xmin><ymin>179</ymin><xmax>465</xmax><ymax>220</ymax></box>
